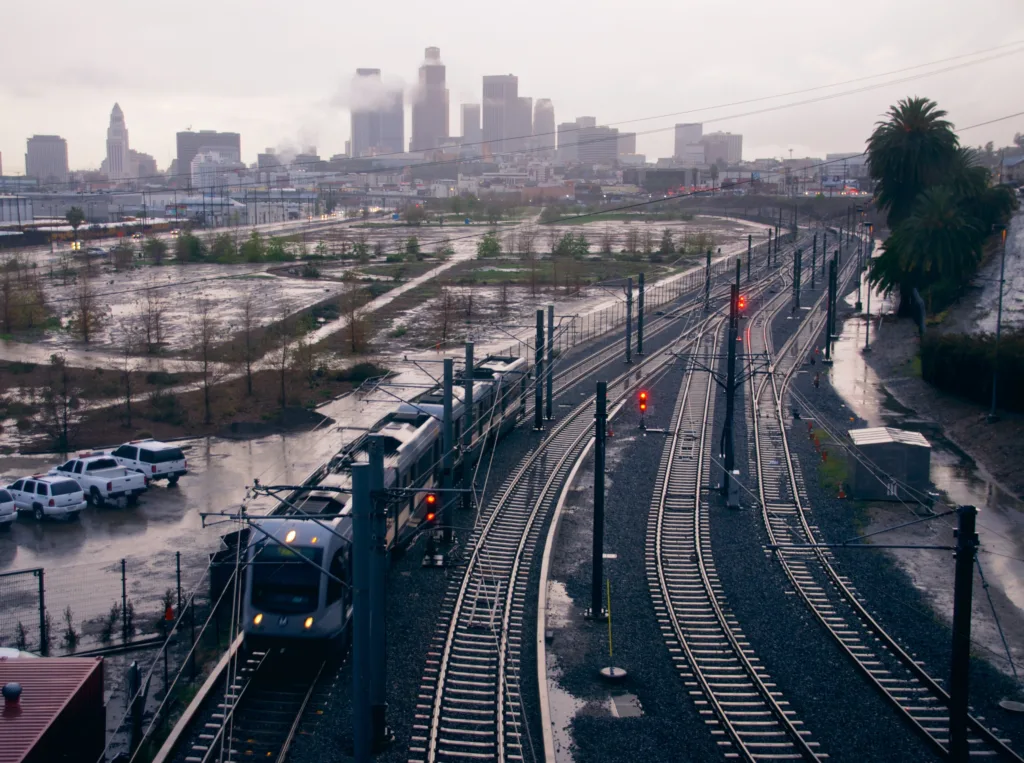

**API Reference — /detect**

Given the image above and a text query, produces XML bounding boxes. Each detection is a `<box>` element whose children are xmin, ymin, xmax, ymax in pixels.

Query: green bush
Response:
<box><xmin>145</xmin><ymin>371</ymin><xmax>180</xmax><ymax>386</ymax></box>
<box><xmin>920</xmin><ymin>329</ymin><xmax>1024</xmax><ymax>412</ymax></box>
<box><xmin>334</xmin><ymin>362</ymin><xmax>388</xmax><ymax>384</ymax></box>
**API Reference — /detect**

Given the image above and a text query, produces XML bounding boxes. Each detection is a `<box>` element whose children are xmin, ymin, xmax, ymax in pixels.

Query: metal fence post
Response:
<box><xmin>121</xmin><ymin>559</ymin><xmax>128</xmax><ymax>641</ymax></box>
<box><xmin>38</xmin><ymin>569</ymin><xmax>47</xmax><ymax>656</ymax></box>
<box><xmin>175</xmin><ymin>551</ymin><xmax>182</xmax><ymax>616</ymax></box>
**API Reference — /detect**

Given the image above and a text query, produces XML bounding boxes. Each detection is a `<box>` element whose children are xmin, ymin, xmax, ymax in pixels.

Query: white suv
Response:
<box><xmin>109</xmin><ymin>440</ymin><xmax>188</xmax><ymax>485</ymax></box>
<box><xmin>0</xmin><ymin>489</ymin><xmax>15</xmax><ymax>529</ymax></box>
<box><xmin>6</xmin><ymin>476</ymin><xmax>87</xmax><ymax>521</ymax></box>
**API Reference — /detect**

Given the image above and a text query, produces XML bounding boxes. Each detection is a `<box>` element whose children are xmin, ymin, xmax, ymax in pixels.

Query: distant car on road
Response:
<box><xmin>48</xmin><ymin>454</ymin><xmax>148</xmax><ymax>507</ymax></box>
<box><xmin>108</xmin><ymin>440</ymin><xmax>188</xmax><ymax>485</ymax></box>
<box><xmin>6</xmin><ymin>476</ymin><xmax>87</xmax><ymax>521</ymax></box>
<box><xmin>0</xmin><ymin>489</ymin><xmax>15</xmax><ymax>529</ymax></box>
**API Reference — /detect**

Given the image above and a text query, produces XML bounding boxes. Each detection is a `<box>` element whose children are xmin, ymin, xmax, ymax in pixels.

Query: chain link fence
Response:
<box><xmin>0</xmin><ymin>548</ymin><xmax>209</xmax><ymax>655</ymax></box>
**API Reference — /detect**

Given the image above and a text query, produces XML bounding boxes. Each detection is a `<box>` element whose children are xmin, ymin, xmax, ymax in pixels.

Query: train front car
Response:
<box><xmin>243</xmin><ymin>516</ymin><xmax>352</xmax><ymax>650</ymax></box>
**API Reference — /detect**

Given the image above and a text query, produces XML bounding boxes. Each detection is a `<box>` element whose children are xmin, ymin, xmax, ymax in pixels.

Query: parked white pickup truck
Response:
<box><xmin>49</xmin><ymin>454</ymin><xmax>148</xmax><ymax>507</ymax></box>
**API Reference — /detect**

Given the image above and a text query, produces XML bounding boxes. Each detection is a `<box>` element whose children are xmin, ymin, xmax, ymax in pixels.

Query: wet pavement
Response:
<box><xmin>826</xmin><ymin>286</ymin><xmax>1024</xmax><ymax>679</ymax></box>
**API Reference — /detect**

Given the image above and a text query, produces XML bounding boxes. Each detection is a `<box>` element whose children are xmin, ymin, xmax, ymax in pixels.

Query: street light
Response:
<box><xmin>854</xmin><ymin>205</ymin><xmax>864</xmax><ymax>312</ymax></box>
<box><xmin>864</xmin><ymin>222</ymin><xmax>874</xmax><ymax>353</ymax></box>
<box><xmin>989</xmin><ymin>225</ymin><xmax>1009</xmax><ymax>422</ymax></box>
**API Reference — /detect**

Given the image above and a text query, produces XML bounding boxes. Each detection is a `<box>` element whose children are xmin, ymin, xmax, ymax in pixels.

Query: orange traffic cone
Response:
<box><xmin>821</xmin><ymin>450</ymin><xmax>828</xmax><ymax>462</ymax></box>
<box><xmin>164</xmin><ymin>605</ymin><xmax>174</xmax><ymax>622</ymax></box>
<box><xmin>838</xmin><ymin>486</ymin><xmax>846</xmax><ymax>499</ymax></box>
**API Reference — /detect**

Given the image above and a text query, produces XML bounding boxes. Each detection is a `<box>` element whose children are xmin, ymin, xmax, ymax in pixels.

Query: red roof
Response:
<box><xmin>0</xmin><ymin>657</ymin><xmax>103</xmax><ymax>763</ymax></box>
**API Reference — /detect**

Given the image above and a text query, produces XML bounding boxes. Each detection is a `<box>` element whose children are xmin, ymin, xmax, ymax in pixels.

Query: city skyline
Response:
<box><xmin>1</xmin><ymin>0</ymin><xmax>1022</xmax><ymax>173</ymax></box>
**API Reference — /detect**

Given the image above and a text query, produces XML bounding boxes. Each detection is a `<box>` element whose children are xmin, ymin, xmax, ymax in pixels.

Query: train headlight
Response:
<box><xmin>285</xmin><ymin>529</ymin><xmax>297</xmax><ymax>543</ymax></box>
<box><xmin>253</xmin><ymin>613</ymin><xmax>263</xmax><ymax>626</ymax></box>
<box><xmin>304</xmin><ymin>617</ymin><xmax>314</xmax><ymax>629</ymax></box>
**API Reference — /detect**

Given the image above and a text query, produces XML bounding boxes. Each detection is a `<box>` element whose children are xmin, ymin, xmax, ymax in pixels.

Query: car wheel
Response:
<box><xmin>0</xmin><ymin>522</ymin><xmax>10</xmax><ymax>532</ymax></box>
<box><xmin>168</xmin><ymin>476</ymin><xmax>179</xmax><ymax>487</ymax></box>
<box><xmin>127</xmin><ymin>495</ymin><xmax>139</xmax><ymax>506</ymax></box>
<box><xmin>33</xmin><ymin>506</ymin><xmax>44</xmax><ymax>522</ymax></box>
<box><xmin>90</xmin><ymin>487</ymin><xmax>105</xmax><ymax>508</ymax></box>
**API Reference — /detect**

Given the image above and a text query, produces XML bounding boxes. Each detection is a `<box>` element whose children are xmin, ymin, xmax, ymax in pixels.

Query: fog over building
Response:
<box><xmin>532</xmin><ymin>98</ymin><xmax>555</xmax><ymax>158</ymax></box>
<box><xmin>673</xmin><ymin>123</ymin><xmax>702</xmax><ymax>159</ymax></box>
<box><xmin>25</xmin><ymin>134</ymin><xmax>69</xmax><ymax>184</ymax></box>
<box><xmin>482</xmin><ymin>74</ymin><xmax>518</xmax><ymax>156</ymax></box>
<box><xmin>461</xmin><ymin>103</ymin><xmax>482</xmax><ymax>155</ymax></box>
<box><xmin>351</xmin><ymin>68</ymin><xmax>404</xmax><ymax>157</ymax></box>
<box><xmin>411</xmin><ymin>47</ymin><xmax>449</xmax><ymax>151</ymax></box>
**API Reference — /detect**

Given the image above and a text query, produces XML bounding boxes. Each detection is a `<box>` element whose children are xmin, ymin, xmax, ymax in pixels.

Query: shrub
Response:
<box><xmin>920</xmin><ymin>329</ymin><xmax>1024</xmax><ymax>412</ymax></box>
<box><xmin>150</xmin><ymin>389</ymin><xmax>186</xmax><ymax>424</ymax></box>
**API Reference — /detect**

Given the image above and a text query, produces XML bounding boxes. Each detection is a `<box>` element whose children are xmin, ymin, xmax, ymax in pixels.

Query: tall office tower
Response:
<box><xmin>380</xmin><ymin>87</ymin><xmax>405</xmax><ymax>155</ymax></box>
<box><xmin>532</xmin><ymin>99</ymin><xmax>555</xmax><ymax>158</ymax></box>
<box><xmin>617</xmin><ymin>132</ymin><xmax>637</xmax><ymax>157</ymax></box>
<box><xmin>25</xmin><ymin>135</ymin><xmax>69</xmax><ymax>184</ymax></box>
<box><xmin>482</xmin><ymin>74</ymin><xmax>518</xmax><ymax>156</ymax></box>
<box><xmin>351</xmin><ymin>68</ymin><xmax>383</xmax><ymax>158</ymax></box>
<box><xmin>411</xmin><ymin>47</ymin><xmax>449</xmax><ymax>151</ymax></box>
<box><xmin>461</xmin><ymin>103</ymin><xmax>482</xmax><ymax>153</ymax></box>
<box><xmin>105</xmin><ymin>103</ymin><xmax>130</xmax><ymax>180</ymax></box>
<box><xmin>577</xmin><ymin>126</ymin><xmax>620</xmax><ymax>164</ymax></box>
<box><xmin>673</xmin><ymin>123</ymin><xmax>703</xmax><ymax>159</ymax></box>
<box><xmin>350</xmin><ymin>68</ymin><xmax>404</xmax><ymax>157</ymax></box>
<box><xmin>575</xmin><ymin>116</ymin><xmax>596</xmax><ymax>128</ymax></box>
<box><xmin>509</xmin><ymin>96</ymin><xmax>532</xmax><ymax>153</ymax></box>
<box><xmin>176</xmin><ymin>130</ymin><xmax>241</xmax><ymax>182</ymax></box>
<box><xmin>700</xmin><ymin>131</ymin><xmax>743</xmax><ymax>165</ymax></box>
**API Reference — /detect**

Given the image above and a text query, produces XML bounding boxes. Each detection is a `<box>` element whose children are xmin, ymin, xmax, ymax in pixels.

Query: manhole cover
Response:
<box><xmin>999</xmin><ymin>700</ymin><xmax>1024</xmax><ymax>713</ymax></box>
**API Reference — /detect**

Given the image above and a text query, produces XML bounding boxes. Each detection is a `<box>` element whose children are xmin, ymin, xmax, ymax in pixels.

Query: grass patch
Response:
<box><xmin>812</xmin><ymin>427</ymin><xmax>848</xmax><ymax>492</ymax></box>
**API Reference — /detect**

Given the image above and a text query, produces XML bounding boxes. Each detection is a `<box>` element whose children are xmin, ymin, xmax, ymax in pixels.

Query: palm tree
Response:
<box><xmin>867</xmin><ymin>97</ymin><xmax>959</xmax><ymax>228</ymax></box>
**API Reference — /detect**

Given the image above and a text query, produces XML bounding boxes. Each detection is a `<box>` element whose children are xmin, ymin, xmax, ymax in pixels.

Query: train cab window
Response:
<box><xmin>250</xmin><ymin>543</ymin><xmax>323</xmax><ymax>615</ymax></box>
<box><xmin>326</xmin><ymin>547</ymin><xmax>351</xmax><ymax>604</ymax></box>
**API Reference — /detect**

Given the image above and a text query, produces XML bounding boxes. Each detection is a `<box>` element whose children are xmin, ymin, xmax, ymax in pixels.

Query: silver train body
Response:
<box><xmin>243</xmin><ymin>355</ymin><xmax>528</xmax><ymax>646</ymax></box>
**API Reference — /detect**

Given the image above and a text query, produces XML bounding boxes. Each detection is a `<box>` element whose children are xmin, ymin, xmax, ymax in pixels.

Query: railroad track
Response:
<box><xmin>177</xmin><ymin>649</ymin><xmax>326</xmax><ymax>763</ymax></box>
<box><xmin>411</xmin><ymin>275</ymin><xmax>749</xmax><ymax>763</ymax></box>
<box><xmin>747</xmin><ymin>243</ymin><xmax>1023</xmax><ymax>761</ymax></box>
<box><xmin>646</xmin><ymin>293</ymin><xmax>823</xmax><ymax>762</ymax></box>
<box><xmin>412</xmin><ymin>240</ymin><xmax>805</xmax><ymax>763</ymax></box>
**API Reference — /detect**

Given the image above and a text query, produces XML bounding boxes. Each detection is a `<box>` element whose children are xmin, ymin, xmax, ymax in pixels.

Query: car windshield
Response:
<box><xmin>250</xmin><ymin>543</ymin><xmax>322</xmax><ymax>615</ymax></box>
<box><xmin>0</xmin><ymin>490</ymin><xmax>11</xmax><ymax>503</ymax></box>
<box><xmin>141</xmin><ymin>448</ymin><xmax>185</xmax><ymax>464</ymax></box>
<box><xmin>86</xmin><ymin>458</ymin><xmax>119</xmax><ymax>471</ymax></box>
<box><xmin>50</xmin><ymin>481</ymin><xmax>81</xmax><ymax>496</ymax></box>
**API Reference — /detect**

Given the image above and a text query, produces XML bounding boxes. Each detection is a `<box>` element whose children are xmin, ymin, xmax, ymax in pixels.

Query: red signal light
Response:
<box><xmin>425</xmin><ymin>493</ymin><xmax>437</xmax><ymax>506</ymax></box>
<box><xmin>737</xmin><ymin>295</ymin><xmax>747</xmax><ymax>311</ymax></box>
<box><xmin>639</xmin><ymin>391</ymin><xmax>648</xmax><ymax>412</ymax></box>
<box><xmin>425</xmin><ymin>511</ymin><xmax>436</xmax><ymax>523</ymax></box>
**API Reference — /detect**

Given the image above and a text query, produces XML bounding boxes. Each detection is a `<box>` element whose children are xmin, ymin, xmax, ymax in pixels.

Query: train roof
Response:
<box><xmin>250</xmin><ymin>515</ymin><xmax>350</xmax><ymax>546</ymax></box>
<box><xmin>471</xmin><ymin>354</ymin><xmax>527</xmax><ymax>377</ymax></box>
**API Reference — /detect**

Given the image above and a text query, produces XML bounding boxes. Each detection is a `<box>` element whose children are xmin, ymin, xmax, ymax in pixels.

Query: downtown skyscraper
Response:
<box><xmin>482</xmin><ymin>74</ymin><xmax>518</xmax><ymax>156</ymax></box>
<box><xmin>351</xmin><ymin>68</ymin><xmax>404</xmax><ymax>158</ymax></box>
<box><xmin>411</xmin><ymin>47</ymin><xmax>449</xmax><ymax>152</ymax></box>
<box><xmin>532</xmin><ymin>99</ymin><xmax>555</xmax><ymax>158</ymax></box>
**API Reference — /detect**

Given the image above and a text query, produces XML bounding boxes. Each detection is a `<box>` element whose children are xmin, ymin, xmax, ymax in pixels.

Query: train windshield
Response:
<box><xmin>250</xmin><ymin>542</ymin><xmax>323</xmax><ymax>615</ymax></box>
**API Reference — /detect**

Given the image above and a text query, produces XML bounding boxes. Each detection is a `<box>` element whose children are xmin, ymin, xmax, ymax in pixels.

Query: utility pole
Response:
<box><xmin>825</xmin><ymin>258</ymin><xmax>836</xmax><ymax>364</ymax></box>
<box><xmin>546</xmin><ymin>305</ymin><xmax>554</xmax><ymax>419</ymax></box>
<box><xmin>625</xmin><ymin>277</ymin><xmax>633</xmax><ymax>364</ymax></box>
<box><xmin>735</xmin><ymin>257</ymin><xmax>741</xmax><ymax>292</ymax></box>
<box><xmin>637</xmin><ymin>273</ymin><xmax>645</xmax><ymax>356</ymax></box>
<box><xmin>722</xmin><ymin>285</ymin><xmax>739</xmax><ymax>507</ymax></box>
<box><xmin>367</xmin><ymin>437</ymin><xmax>390</xmax><ymax>751</ymax></box>
<box><xmin>989</xmin><ymin>227</ymin><xmax>1008</xmax><ymax>421</ymax></box>
<box><xmin>776</xmin><ymin>207</ymin><xmax>782</xmax><ymax>248</ymax></box>
<box><xmin>591</xmin><ymin>382</ymin><xmax>607</xmax><ymax>618</ymax></box>
<box><xmin>462</xmin><ymin>343</ymin><xmax>474</xmax><ymax>510</ymax></box>
<box><xmin>811</xmin><ymin>233</ymin><xmax>817</xmax><ymax>289</ymax></box>
<box><xmin>830</xmin><ymin>254</ymin><xmax>839</xmax><ymax>339</ymax></box>
<box><xmin>793</xmin><ymin>248</ymin><xmax>802</xmax><ymax>311</ymax></box>
<box><xmin>704</xmin><ymin>250</ymin><xmax>711</xmax><ymax>311</ymax></box>
<box><xmin>865</xmin><ymin>223</ymin><xmax>874</xmax><ymax>353</ymax></box>
<box><xmin>747</xmin><ymin>234</ymin><xmax>752</xmax><ymax>281</ymax></box>
<box><xmin>352</xmin><ymin>461</ymin><xmax>371</xmax><ymax>763</ymax></box>
<box><xmin>768</xmin><ymin>229</ymin><xmax>773</xmax><ymax>269</ymax></box>
<box><xmin>442</xmin><ymin>359</ymin><xmax>454</xmax><ymax>544</ymax></box>
<box><xmin>534</xmin><ymin>310</ymin><xmax>544</xmax><ymax>430</ymax></box>
<box><xmin>949</xmin><ymin>505</ymin><xmax>979</xmax><ymax>763</ymax></box>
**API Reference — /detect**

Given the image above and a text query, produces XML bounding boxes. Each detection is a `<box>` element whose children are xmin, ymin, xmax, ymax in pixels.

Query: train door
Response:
<box><xmin>326</xmin><ymin>545</ymin><xmax>352</xmax><ymax>637</ymax></box>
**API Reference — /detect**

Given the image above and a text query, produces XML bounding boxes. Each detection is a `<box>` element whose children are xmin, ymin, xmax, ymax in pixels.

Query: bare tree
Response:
<box><xmin>72</xmin><ymin>277</ymin><xmax>106</xmax><ymax>344</ymax></box>
<box><xmin>188</xmin><ymin>298</ymin><xmax>222</xmax><ymax>425</ymax></box>
<box><xmin>275</xmin><ymin>302</ymin><xmax>294</xmax><ymax>407</ymax></box>
<box><xmin>624</xmin><ymin>227</ymin><xmax>640</xmax><ymax>255</ymax></box>
<box><xmin>435</xmin><ymin>285</ymin><xmax>458</xmax><ymax>347</ymax></box>
<box><xmin>38</xmin><ymin>353</ymin><xmax>81</xmax><ymax>452</ymax></box>
<box><xmin>498</xmin><ymin>280</ymin><xmax>511</xmax><ymax>316</ymax></box>
<box><xmin>111</xmin><ymin>241</ymin><xmax>135</xmax><ymax>271</ymax></box>
<box><xmin>341</xmin><ymin>278</ymin><xmax>370</xmax><ymax>354</ymax></box>
<box><xmin>600</xmin><ymin>227</ymin><xmax>616</xmax><ymax>254</ymax></box>
<box><xmin>141</xmin><ymin>283</ymin><xmax>165</xmax><ymax>354</ymax></box>
<box><xmin>462</xmin><ymin>289</ymin><xmax>475</xmax><ymax>322</ymax></box>
<box><xmin>292</xmin><ymin>333</ymin><xmax>324</xmax><ymax>388</ymax></box>
<box><xmin>503</xmin><ymin>227</ymin><xmax>517</xmax><ymax>256</ymax></box>
<box><xmin>238</xmin><ymin>289</ymin><xmax>259</xmax><ymax>396</ymax></box>
<box><xmin>117</xmin><ymin>316</ymin><xmax>143</xmax><ymax>427</ymax></box>
<box><xmin>642</xmin><ymin>229</ymin><xmax>655</xmax><ymax>256</ymax></box>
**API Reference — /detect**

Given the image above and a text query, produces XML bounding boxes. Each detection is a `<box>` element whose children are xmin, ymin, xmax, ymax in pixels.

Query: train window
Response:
<box><xmin>326</xmin><ymin>548</ymin><xmax>348</xmax><ymax>604</ymax></box>
<box><xmin>250</xmin><ymin>543</ymin><xmax>323</xmax><ymax>615</ymax></box>
<box><xmin>417</xmin><ymin>452</ymin><xmax>432</xmax><ymax>483</ymax></box>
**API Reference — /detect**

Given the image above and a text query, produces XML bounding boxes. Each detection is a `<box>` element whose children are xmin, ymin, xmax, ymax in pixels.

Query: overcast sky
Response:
<box><xmin>2</xmin><ymin>0</ymin><xmax>1023</xmax><ymax>174</ymax></box>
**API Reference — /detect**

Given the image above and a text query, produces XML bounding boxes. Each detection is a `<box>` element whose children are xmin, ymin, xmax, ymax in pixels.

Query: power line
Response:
<box><xmin>13</xmin><ymin>40</ymin><xmax>1024</xmax><ymax>192</ymax></box>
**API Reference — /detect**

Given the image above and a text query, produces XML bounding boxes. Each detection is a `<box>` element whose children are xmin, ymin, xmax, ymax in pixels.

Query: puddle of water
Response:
<box><xmin>609</xmin><ymin>692</ymin><xmax>643</xmax><ymax>718</ymax></box>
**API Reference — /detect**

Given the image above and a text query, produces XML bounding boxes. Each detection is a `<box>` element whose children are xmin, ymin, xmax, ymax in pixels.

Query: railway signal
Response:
<box><xmin>425</xmin><ymin>493</ymin><xmax>438</xmax><ymax>523</ymax></box>
<box><xmin>638</xmin><ymin>390</ymin><xmax>648</xmax><ymax>413</ymax></box>
<box><xmin>737</xmin><ymin>294</ymin><xmax>747</xmax><ymax>313</ymax></box>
